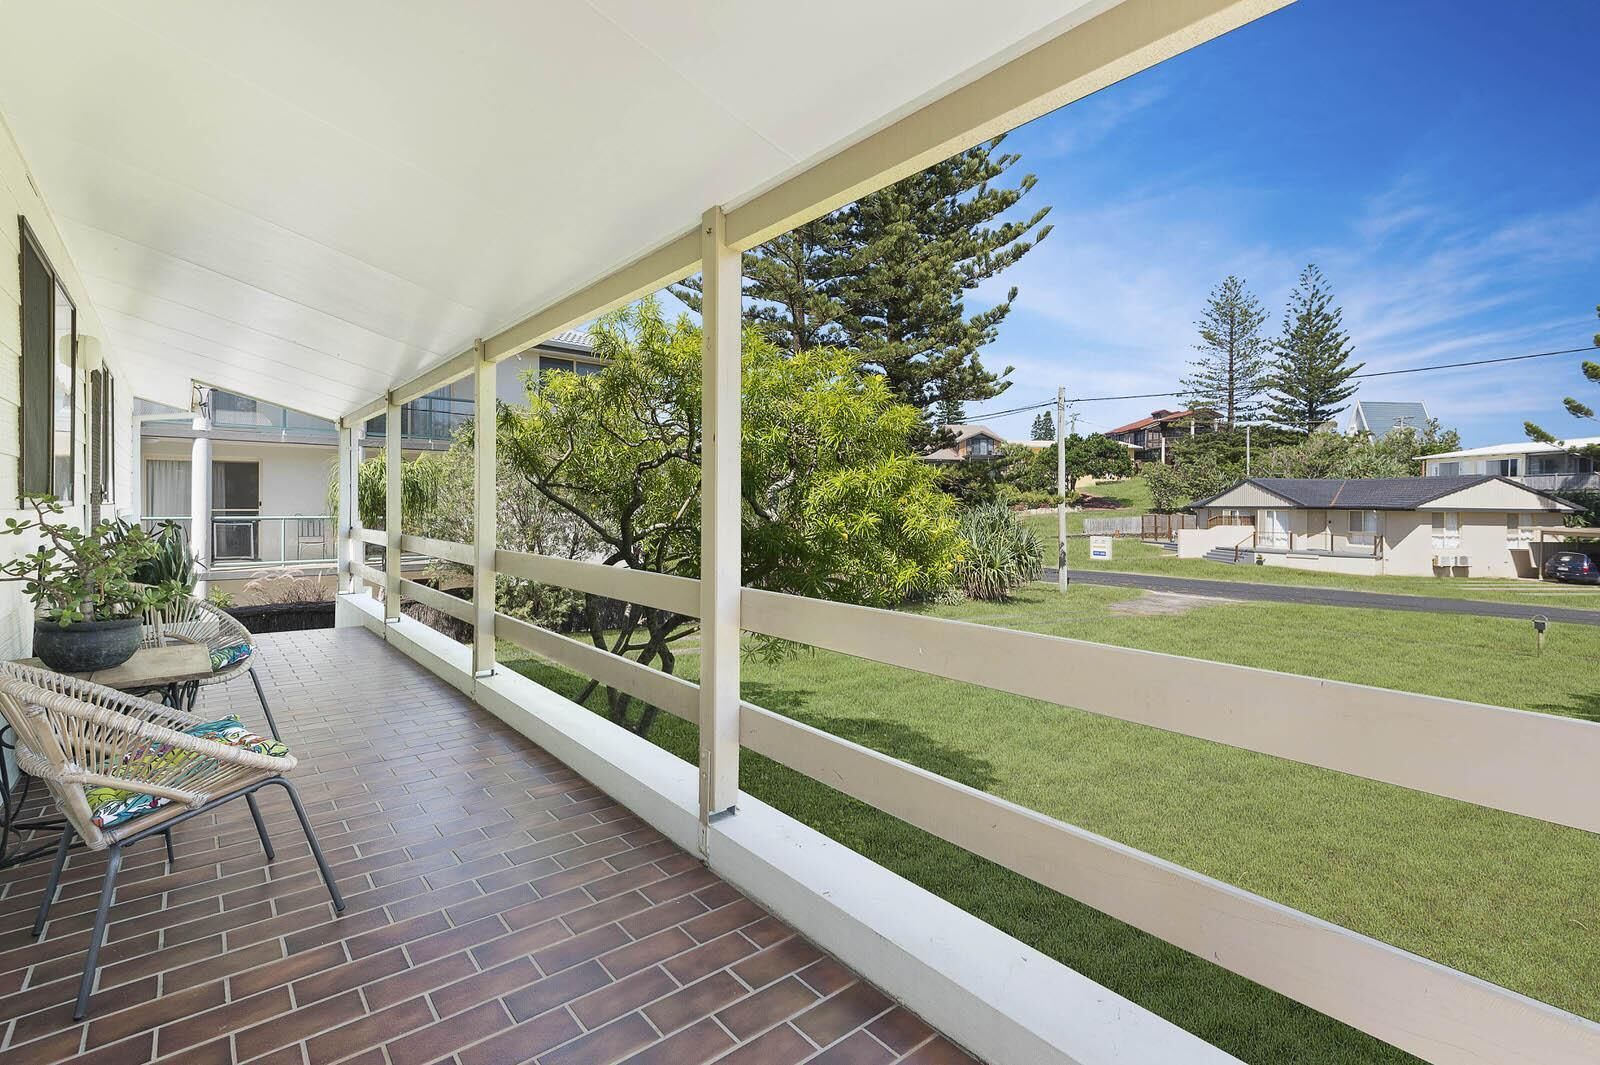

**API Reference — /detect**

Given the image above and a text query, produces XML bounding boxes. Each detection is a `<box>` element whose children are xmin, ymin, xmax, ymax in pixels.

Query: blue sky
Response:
<box><xmin>952</xmin><ymin>0</ymin><xmax>1599</xmax><ymax>446</ymax></box>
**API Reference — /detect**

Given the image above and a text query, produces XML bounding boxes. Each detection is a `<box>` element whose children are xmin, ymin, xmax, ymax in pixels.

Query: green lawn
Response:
<box><xmin>1024</xmin><ymin>478</ymin><xmax>1600</xmax><ymax>610</ymax></box>
<box><xmin>501</xmin><ymin>587</ymin><xmax>1600</xmax><ymax>1064</ymax></box>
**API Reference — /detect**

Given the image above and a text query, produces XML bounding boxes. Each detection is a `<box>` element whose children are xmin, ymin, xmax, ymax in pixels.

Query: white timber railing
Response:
<box><xmin>341</xmin><ymin>532</ymin><xmax>1600</xmax><ymax>1065</ymax></box>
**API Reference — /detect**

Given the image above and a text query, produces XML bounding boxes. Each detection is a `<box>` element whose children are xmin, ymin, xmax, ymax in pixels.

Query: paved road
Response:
<box><xmin>1038</xmin><ymin>567</ymin><xmax>1600</xmax><ymax>626</ymax></box>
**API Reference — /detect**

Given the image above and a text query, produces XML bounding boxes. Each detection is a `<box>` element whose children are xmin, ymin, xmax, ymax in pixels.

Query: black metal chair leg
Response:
<box><xmin>33</xmin><ymin>827</ymin><xmax>73</xmax><ymax>937</ymax></box>
<box><xmin>74</xmin><ymin>845</ymin><xmax>122</xmax><ymax>1021</ymax></box>
<box><xmin>271</xmin><ymin>780</ymin><xmax>344</xmax><ymax>912</ymax></box>
<box><xmin>245</xmin><ymin>795</ymin><xmax>275</xmax><ymax>861</ymax></box>
<box><xmin>248</xmin><ymin>667</ymin><xmax>281</xmax><ymax>741</ymax></box>
<box><xmin>162</xmin><ymin>828</ymin><xmax>176</xmax><ymax>867</ymax></box>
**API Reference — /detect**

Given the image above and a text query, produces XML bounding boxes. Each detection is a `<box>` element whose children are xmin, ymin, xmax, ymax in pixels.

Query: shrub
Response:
<box><xmin>953</xmin><ymin>504</ymin><xmax>1043</xmax><ymax>601</ymax></box>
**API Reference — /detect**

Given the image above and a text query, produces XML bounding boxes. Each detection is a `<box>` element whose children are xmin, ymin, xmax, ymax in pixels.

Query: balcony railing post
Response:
<box><xmin>336</xmin><ymin>424</ymin><xmax>357</xmax><ymax>592</ymax></box>
<box><xmin>472</xmin><ymin>339</ymin><xmax>496</xmax><ymax>677</ymax></box>
<box><xmin>698</xmin><ymin>205</ymin><xmax>740</xmax><ymax>848</ymax></box>
<box><xmin>385</xmin><ymin>393</ymin><xmax>402</xmax><ymax>621</ymax></box>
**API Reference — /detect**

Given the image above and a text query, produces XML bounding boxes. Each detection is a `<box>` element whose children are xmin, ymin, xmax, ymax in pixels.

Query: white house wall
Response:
<box><xmin>0</xmin><ymin>113</ymin><xmax>138</xmax><ymax>663</ymax></box>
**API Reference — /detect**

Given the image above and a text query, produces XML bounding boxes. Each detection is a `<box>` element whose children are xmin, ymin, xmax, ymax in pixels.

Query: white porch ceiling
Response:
<box><xmin>0</xmin><ymin>1</ymin><xmax>1124</xmax><ymax>418</ymax></box>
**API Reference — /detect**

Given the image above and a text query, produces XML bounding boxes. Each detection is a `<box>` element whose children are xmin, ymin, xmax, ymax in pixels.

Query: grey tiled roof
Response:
<box><xmin>1197</xmin><ymin>475</ymin><xmax>1501</xmax><ymax>510</ymax></box>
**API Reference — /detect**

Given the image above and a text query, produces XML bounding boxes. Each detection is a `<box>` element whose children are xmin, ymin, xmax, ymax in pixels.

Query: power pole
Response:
<box><xmin>1056</xmin><ymin>387</ymin><xmax>1068</xmax><ymax>591</ymax></box>
<box><xmin>1245</xmin><ymin>424</ymin><xmax>1252</xmax><ymax>476</ymax></box>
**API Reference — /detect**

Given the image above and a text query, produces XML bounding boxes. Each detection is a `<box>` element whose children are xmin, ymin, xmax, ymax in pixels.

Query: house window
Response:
<box><xmin>1348</xmin><ymin>510</ymin><xmax>1378</xmax><ymax>546</ymax></box>
<box><xmin>1488</xmin><ymin>458</ymin><xmax>1519</xmax><ymax>477</ymax></box>
<box><xmin>19</xmin><ymin>220</ymin><xmax>77</xmax><ymax>503</ymax></box>
<box><xmin>1506</xmin><ymin>512</ymin><xmax>1534</xmax><ymax>545</ymax></box>
<box><xmin>538</xmin><ymin>356</ymin><xmax>575</xmax><ymax>380</ymax></box>
<box><xmin>968</xmin><ymin>436</ymin><xmax>994</xmax><ymax>458</ymax></box>
<box><xmin>1259</xmin><ymin>509</ymin><xmax>1290</xmax><ymax>548</ymax></box>
<box><xmin>1431</xmin><ymin>511</ymin><xmax>1460</xmax><ymax>550</ymax></box>
<box><xmin>1433</xmin><ymin>461</ymin><xmax>1460</xmax><ymax>476</ymax></box>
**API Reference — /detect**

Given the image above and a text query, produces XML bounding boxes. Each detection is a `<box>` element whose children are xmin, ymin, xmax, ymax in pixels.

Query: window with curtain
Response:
<box><xmin>1431</xmin><ymin>511</ymin><xmax>1460</xmax><ymax>550</ymax></box>
<box><xmin>144</xmin><ymin>459</ymin><xmax>192</xmax><ymax>518</ymax></box>
<box><xmin>1347</xmin><ymin>510</ymin><xmax>1378</xmax><ymax>546</ymax></box>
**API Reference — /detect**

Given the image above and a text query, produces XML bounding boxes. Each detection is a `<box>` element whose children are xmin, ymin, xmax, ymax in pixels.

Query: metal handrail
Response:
<box><xmin>140</xmin><ymin>514</ymin><xmax>336</xmax><ymax>568</ymax></box>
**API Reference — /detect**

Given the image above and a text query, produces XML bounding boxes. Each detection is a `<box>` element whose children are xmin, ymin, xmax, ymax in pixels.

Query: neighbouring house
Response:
<box><xmin>1181</xmin><ymin>475</ymin><xmax>1575</xmax><ymax>577</ymax></box>
<box><xmin>1105</xmin><ymin>408</ymin><xmax>1217</xmax><ymax>463</ymax></box>
<box><xmin>1421</xmin><ymin>436</ymin><xmax>1600</xmax><ymax>493</ymax></box>
<box><xmin>137</xmin><ymin>332</ymin><xmax>600</xmax><ymax>587</ymax></box>
<box><xmin>1345</xmin><ymin>400</ymin><xmax>1430</xmax><ymax>436</ymax></box>
<box><xmin>925</xmin><ymin>423</ymin><xmax>1007</xmax><ymax>462</ymax></box>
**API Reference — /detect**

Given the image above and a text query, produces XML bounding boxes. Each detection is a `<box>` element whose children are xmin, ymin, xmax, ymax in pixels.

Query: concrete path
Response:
<box><xmin>1038</xmin><ymin>567</ymin><xmax>1600</xmax><ymax>626</ymax></box>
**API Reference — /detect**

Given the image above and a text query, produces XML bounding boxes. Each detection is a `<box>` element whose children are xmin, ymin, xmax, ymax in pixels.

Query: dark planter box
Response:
<box><xmin>226</xmin><ymin>601</ymin><xmax>335</xmax><ymax>634</ymax></box>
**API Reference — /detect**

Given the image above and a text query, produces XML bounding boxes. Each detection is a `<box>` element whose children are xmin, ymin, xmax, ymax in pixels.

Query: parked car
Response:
<box><xmin>1543</xmin><ymin>550</ymin><xmax>1600</xmax><ymax>584</ymax></box>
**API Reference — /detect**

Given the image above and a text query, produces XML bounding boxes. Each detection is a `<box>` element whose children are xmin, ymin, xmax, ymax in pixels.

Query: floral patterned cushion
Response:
<box><xmin>209</xmin><ymin>642</ymin><xmax>252</xmax><ymax>671</ymax></box>
<box><xmin>84</xmin><ymin>715</ymin><xmax>288</xmax><ymax>828</ymax></box>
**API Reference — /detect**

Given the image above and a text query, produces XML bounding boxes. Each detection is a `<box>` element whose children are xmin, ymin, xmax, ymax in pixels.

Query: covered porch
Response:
<box><xmin>5</xmin><ymin>2</ymin><xmax>1600</xmax><ymax>1063</ymax></box>
<box><xmin>1</xmin><ymin>628</ymin><xmax>972</xmax><ymax>1064</ymax></box>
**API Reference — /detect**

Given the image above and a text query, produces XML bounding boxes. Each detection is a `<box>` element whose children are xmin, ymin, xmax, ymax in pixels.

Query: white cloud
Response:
<box><xmin>965</xmin><ymin>168</ymin><xmax>1600</xmax><ymax>444</ymax></box>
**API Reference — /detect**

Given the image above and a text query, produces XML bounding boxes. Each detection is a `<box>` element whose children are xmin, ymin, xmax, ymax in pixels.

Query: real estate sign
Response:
<box><xmin>1089</xmin><ymin>535</ymin><xmax>1112</xmax><ymax>560</ymax></box>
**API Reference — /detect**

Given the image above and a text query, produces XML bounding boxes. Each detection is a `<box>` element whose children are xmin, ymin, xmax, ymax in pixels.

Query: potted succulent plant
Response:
<box><xmin>1</xmin><ymin>496</ymin><xmax>185</xmax><ymax>672</ymax></box>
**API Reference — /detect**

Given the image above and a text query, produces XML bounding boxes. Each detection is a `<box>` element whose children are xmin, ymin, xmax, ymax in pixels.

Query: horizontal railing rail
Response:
<box><xmin>400</xmin><ymin>578</ymin><xmax>473</xmax><ymax>623</ymax></box>
<box><xmin>399</xmin><ymin>533</ymin><xmax>474</xmax><ymax>567</ymax></box>
<box><xmin>494</xmin><ymin>612</ymin><xmax>698</xmax><ymax>721</ymax></box>
<box><xmin>494</xmin><ymin>549</ymin><xmax>700</xmax><ymax>617</ymax></box>
<box><xmin>738</xmin><ymin>587</ymin><xmax>1600</xmax><ymax>835</ymax></box>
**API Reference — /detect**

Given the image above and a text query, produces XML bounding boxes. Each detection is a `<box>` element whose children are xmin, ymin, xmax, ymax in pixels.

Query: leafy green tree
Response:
<box><xmin>1181</xmin><ymin>276</ymin><xmax>1270</xmax><ymax>428</ymax></box>
<box><xmin>1258</xmin><ymin>422</ymin><xmax>1461</xmax><ymax>479</ymax></box>
<box><xmin>675</xmin><ymin>137</ymin><xmax>1050</xmax><ymax>422</ymax></box>
<box><xmin>499</xmin><ymin>298</ymin><xmax>963</xmax><ymax>735</ymax></box>
<box><xmin>1265</xmin><ymin>265</ymin><xmax>1363</xmax><ymax>433</ymax></box>
<box><xmin>1003</xmin><ymin>434</ymin><xmax>1131</xmax><ymax>494</ymax></box>
<box><xmin>1031</xmin><ymin>410</ymin><xmax>1055</xmax><ymax>440</ymax></box>
<box><xmin>1145</xmin><ymin>452</ymin><xmax>1238</xmax><ymax>514</ymax></box>
<box><xmin>1169</xmin><ymin>425</ymin><xmax>1299</xmax><ymax>471</ymax></box>
<box><xmin>1525</xmin><ymin>302</ymin><xmax>1600</xmax><ymax>460</ymax></box>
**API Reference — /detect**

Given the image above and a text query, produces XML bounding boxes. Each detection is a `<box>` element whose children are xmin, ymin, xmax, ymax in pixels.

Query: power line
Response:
<box><xmin>949</xmin><ymin>343</ymin><xmax>1597</xmax><ymax>420</ymax></box>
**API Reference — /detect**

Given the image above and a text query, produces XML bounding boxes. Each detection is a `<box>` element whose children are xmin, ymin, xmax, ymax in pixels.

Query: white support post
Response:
<box><xmin>336</xmin><ymin>424</ymin><xmax>357</xmax><ymax>593</ymax></box>
<box><xmin>190</xmin><ymin>386</ymin><xmax>213</xmax><ymax>599</ymax></box>
<box><xmin>384</xmin><ymin>394</ymin><xmax>402</xmax><ymax>621</ymax></box>
<box><xmin>472</xmin><ymin>340</ymin><xmax>497</xmax><ymax>676</ymax></box>
<box><xmin>698</xmin><ymin>205</ymin><xmax>740</xmax><ymax>850</ymax></box>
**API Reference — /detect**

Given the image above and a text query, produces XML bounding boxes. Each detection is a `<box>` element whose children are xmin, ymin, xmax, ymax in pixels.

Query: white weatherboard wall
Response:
<box><xmin>334</xmin><ymin>592</ymin><xmax>1241</xmax><ymax>1065</ymax></box>
<box><xmin>0</xmin><ymin>115</ymin><xmax>138</xmax><ymax>783</ymax></box>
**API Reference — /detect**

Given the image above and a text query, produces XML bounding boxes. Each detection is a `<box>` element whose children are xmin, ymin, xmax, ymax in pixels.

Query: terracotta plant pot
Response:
<box><xmin>32</xmin><ymin>617</ymin><xmax>143</xmax><ymax>673</ymax></box>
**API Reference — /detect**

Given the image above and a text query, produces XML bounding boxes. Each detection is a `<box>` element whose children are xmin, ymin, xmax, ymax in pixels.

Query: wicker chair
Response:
<box><xmin>0</xmin><ymin>662</ymin><xmax>344</xmax><ymax>1019</ymax></box>
<box><xmin>142</xmin><ymin>594</ymin><xmax>279</xmax><ymax>740</ymax></box>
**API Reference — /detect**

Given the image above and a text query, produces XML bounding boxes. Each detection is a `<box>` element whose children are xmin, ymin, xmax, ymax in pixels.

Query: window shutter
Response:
<box><xmin>19</xmin><ymin>226</ymin><xmax>52</xmax><ymax>497</ymax></box>
<box><xmin>89</xmin><ymin>368</ymin><xmax>104</xmax><ymax>508</ymax></box>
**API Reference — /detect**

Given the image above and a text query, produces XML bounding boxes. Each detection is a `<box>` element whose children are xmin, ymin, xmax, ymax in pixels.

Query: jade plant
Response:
<box><xmin>1</xmin><ymin>496</ymin><xmax>185</xmax><ymax>626</ymax></box>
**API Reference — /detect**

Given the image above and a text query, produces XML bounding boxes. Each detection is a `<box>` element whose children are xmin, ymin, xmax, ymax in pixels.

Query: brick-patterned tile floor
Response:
<box><xmin>0</xmin><ymin>626</ymin><xmax>978</xmax><ymax>1065</ymax></box>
